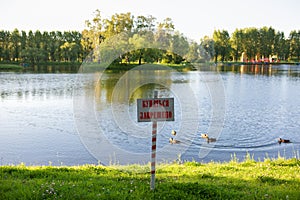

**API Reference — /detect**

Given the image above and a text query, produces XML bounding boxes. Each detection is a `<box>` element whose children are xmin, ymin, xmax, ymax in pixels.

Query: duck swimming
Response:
<box><xmin>201</xmin><ymin>133</ymin><xmax>216</xmax><ymax>143</ymax></box>
<box><xmin>169</xmin><ymin>137</ymin><xmax>180</xmax><ymax>144</ymax></box>
<box><xmin>171</xmin><ymin>130</ymin><xmax>177</xmax><ymax>136</ymax></box>
<box><xmin>278</xmin><ymin>138</ymin><xmax>291</xmax><ymax>144</ymax></box>
<box><xmin>206</xmin><ymin>138</ymin><xmax>216</xmax><ymax>143</ymax></box>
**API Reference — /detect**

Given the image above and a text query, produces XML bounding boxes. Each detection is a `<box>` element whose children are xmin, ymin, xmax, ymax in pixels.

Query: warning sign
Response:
<box><xmin>137</xmin><ymin>98</ymin><xmax>174</xmax><ymax>122</ymax></box>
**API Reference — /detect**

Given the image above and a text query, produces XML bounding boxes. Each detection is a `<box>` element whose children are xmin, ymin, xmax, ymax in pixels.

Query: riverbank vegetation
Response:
<box><xmin>1</xmin><ymin>157</ymin><xmax>299</xmax><ymax>199</ymax></box>
<box><xmin>0</xmin><ymin>63</ymin><xmax>23</xmax><ymax>70</ymax></box>
<box><xmin>1</xmin><ymin>10</ymin><xmax>300</xmax><ymax>68</ymax></box>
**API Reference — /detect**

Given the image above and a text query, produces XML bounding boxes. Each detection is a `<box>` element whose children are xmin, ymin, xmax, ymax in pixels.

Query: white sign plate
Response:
<box><xmin>137</xmin><ymin>98</ymin><xmax>174</xmax><ymax>122</ymax></box>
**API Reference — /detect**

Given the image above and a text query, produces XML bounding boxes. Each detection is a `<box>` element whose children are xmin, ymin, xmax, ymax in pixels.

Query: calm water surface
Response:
<box><xmin>1</xmin><ymin>65</ymin><xmax>300</xmax><ymax>165</ymax></box>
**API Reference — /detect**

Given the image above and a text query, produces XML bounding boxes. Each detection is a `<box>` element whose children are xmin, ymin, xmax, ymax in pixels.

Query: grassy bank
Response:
<box><xmin>215</xmin><ymin>61</ymin><xmax>300</xmax><ymax>66</ymax></box>
<box><xmin>1</xmin><ymin>61</ymin><xmax>297</xmax><ymax>73</ymax></box>
<box><xmin>1</xmin><ymin>157</ymin><xmax>299</xmax><ymax>199</ymax></box>
<box><xmin>0</xmin><ymin>64</ymin><xmax>23</xmax><ymax>71</ymax></box>
<box><xmin>0</xmin><ymin>62</ymin><xmax>192</xmax><ymax>72</ymax></box>
<box><xmin>83</xmin><ymin>62</ymin><xmax>194</xmax><ymax>71</ymax></box>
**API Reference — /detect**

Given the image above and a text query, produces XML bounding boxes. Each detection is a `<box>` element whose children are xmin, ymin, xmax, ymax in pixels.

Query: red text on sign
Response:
<box><xmin>142</xmin><ymin>99</ymin><xmax>169</xmax><ymax>108</ymax></box>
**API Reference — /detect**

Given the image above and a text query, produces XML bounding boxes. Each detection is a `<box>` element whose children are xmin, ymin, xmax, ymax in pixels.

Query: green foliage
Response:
<box><xmin>213</xmin><ymin>30</ymin><xmax>231</xmax><ymax>62</ymax></box>
<box><xmin>0</xmin><ymin>11</ymin><xmax>207</xmax><ymax>66</ymax></box>
<box><xmin>0</xmin><ymin>29</ymin><xmax>83</xmax><ymax>64</ymax></box>
<box><xmin>1</xmin><ymin>10</ymin><xmax>300</xmax><ymax>65</ymax></box>
<box><xmin>228</xmin><ymin>27</ymin><xmax>300</xmax><ymax>62</ymax></box>
<box><xmin>200</xmin><ymin>36</ymin><xmax>215</xmax><ymax>61</ymax></box>
<box><xmin>289</xmin><ymin>30</ymin><xmax>300</xmax><ymax>60</ymax></box>
<box><xmin>0</xmin><ymin>64</ymin><xmax>23</xmax><ymax>70</ymax></box>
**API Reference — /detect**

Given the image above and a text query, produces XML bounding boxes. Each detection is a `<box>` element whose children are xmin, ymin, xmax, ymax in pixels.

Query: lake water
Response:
<box><xmin>1</xmin><ymin>64</ymin><xmax>300</xmax><ymax>165</ymax></box>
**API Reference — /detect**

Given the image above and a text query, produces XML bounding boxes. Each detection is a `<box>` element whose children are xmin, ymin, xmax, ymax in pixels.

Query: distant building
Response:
<box><xmin>240</xmin><ymin>52</ymin><xmax>279</xmax><ymax>63</ymax></box>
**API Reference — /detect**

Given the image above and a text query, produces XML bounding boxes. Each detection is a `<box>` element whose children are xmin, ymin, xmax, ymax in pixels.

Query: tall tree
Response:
<box><xmin>274</xmin><ymin>31</ymin><xmax>289</xmax><ymax>60</ymax></box>
<box><xmin>259</xmin><ymin>27</ymin><xmax>275</xmax><ymax>58</ymax></box>
<box><xmin>231</xmin><ymin>29</ymin><xmax>244</xmax><ymax>61</ymax></box>
<box><xmin>168</xmin><ymin>31</ymin><xmax>189</xmax><ymax>63</ymax></box>
<box><xmin>0</xmin><ymin>30</ymin><xmax>11</xmax><ymax>61</ymax></box>
<box><xmin>9</xmin><ymin>29</ymin><xmax>21</xmax><ymax>61</ymax></box>
<box><xmin>242</xmin><ymin>28</ymin><xmax>260</xmax><ymax>60</ymax></box>
<box><xmin>213</xmin><ymin>30</ymin><xmax>231</xmax><ymax>62</ymax></box>
<box><xmin>103</xmin><ymin>12</ymin><xmax>133</xmax><ymax>38</ymax></box>
<box><xmin>154</xmin><ymin>18</ymin><xmax>175</xmax><ymax>63</ymax></box>
<box><xmin>200</xmin><ymin>36</ymin><xmax>215</xmax><ymax>62</ymax></box>
<box><xmin>158</xmin><ymin>17</ymin><xmax>175</xmax><ymax>32</ymax></box>
<box><xmin>19</xmin><ymin>31</ymin><xmax>27</xmax><ymax>61</ymax></box>
<box><xmin>289</xmin><ymin>30</ymin><xmax>300</xmax><ymax>61</ymax></box>
<box><xmin>82</xmin><ymin>9</ymin><xmax>104</xmax><ymax>53</ymax></box>
<box><xmin>186</xmin><ymin>41</ymin><xmax>200</xmax><ymax>62</ymax></box>
<box><xmin>134</xmin><ymin>15</ymin><xmax>156</xmax><ymax>32</ymax></box>
<box><xmin>129</xmin><ymin>32</ymin><xmax>154</xmax><ymax>64</ymax></box>
<box><xmin>60</xmin><ymin>31</ymin><xmax>82</xmax><ymax>62</ymax></box>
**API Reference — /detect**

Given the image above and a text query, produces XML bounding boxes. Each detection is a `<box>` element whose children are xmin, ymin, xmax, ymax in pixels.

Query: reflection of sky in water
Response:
<box><xmin>0</xmin><ymin>73</ymin><xmax>96</xmax><ymax>165</ymax></box>
<box><xmin>1</xmin><ymin>65</ymin><xmax>300</xmax><ymax>165</ymax></box>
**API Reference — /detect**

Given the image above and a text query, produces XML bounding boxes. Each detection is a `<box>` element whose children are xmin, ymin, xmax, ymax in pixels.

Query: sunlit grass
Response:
<box><xmin>0</xmin><ymin>64</ymin><xmax>23</xmax><ymax>70</ymax></box>
<box><xmin>1</xmin><ymin>156</ymin><xmax>300</xmax><ymax>199</ymax></box>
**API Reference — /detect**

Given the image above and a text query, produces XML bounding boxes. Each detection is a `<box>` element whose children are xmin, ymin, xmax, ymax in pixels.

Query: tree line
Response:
<box><xmin>0</xmin><ymin>29</ymin><xmax>82</xmax><ymax>64</ymax></box>
<box><xmin>211</xmin><ymin>27</ymin><xmax>300</xmax><ymax>62</ymax></box>
<box><xmin>1</xmin><ymin>10</ymin><xmax>300</xmax><ymax>65</ymax></box>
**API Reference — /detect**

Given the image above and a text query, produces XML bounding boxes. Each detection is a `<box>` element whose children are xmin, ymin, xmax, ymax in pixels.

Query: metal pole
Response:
<box><xmin>150</xmin><ymin>91</ymin><xmax>158</xmax><ymax>190</ymax></box>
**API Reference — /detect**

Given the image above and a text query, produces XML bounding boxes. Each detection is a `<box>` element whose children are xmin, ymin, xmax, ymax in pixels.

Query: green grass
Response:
<box><xmin>80</xmin><ymin>62</ymin><xmax>194</xmax><ymax>71</ymax></box>
<box><xmin>215</xmin><ymin>61</ymin><xmax>300</xmax><ymax>65</ymax></box>
<box><xmin>1</xmin><ymin>157</ymin><xmax>300</xmax><ymax>199</ymax></box>
<box><xmin>0</xmin><ymin>64</ymin><xmax>23</xmax><ymax>70</ymax></box>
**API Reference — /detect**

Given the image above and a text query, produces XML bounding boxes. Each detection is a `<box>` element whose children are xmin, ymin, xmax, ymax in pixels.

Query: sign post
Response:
<box><xmin>150</xmin><ymin>91</ymin><xmax>158</xmax><ymax>190</ymax></box>
<box><xmin>137</xmin><ymin>91</ymin><xmax>174</xmax><ymax>190</ymax></box>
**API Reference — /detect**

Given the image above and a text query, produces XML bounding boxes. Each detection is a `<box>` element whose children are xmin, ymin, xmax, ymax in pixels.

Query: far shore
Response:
<box><xmin>0</xmin><ymin>61</ymin><xmax>299</xmax><ymax>72</ymax></box>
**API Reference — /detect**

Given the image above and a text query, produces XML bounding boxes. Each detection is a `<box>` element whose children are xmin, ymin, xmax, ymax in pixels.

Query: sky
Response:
<box><xmin>1</xmin><ymin>0</ymin><xmax>300</xmax><ymax>41</ymax></box>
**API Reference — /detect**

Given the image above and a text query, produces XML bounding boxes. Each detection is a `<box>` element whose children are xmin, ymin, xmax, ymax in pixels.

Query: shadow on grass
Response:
<box><xmin>154</xmin><ymin>174</ymin><xmax>300</xmax><ymax>199</ymax></box>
